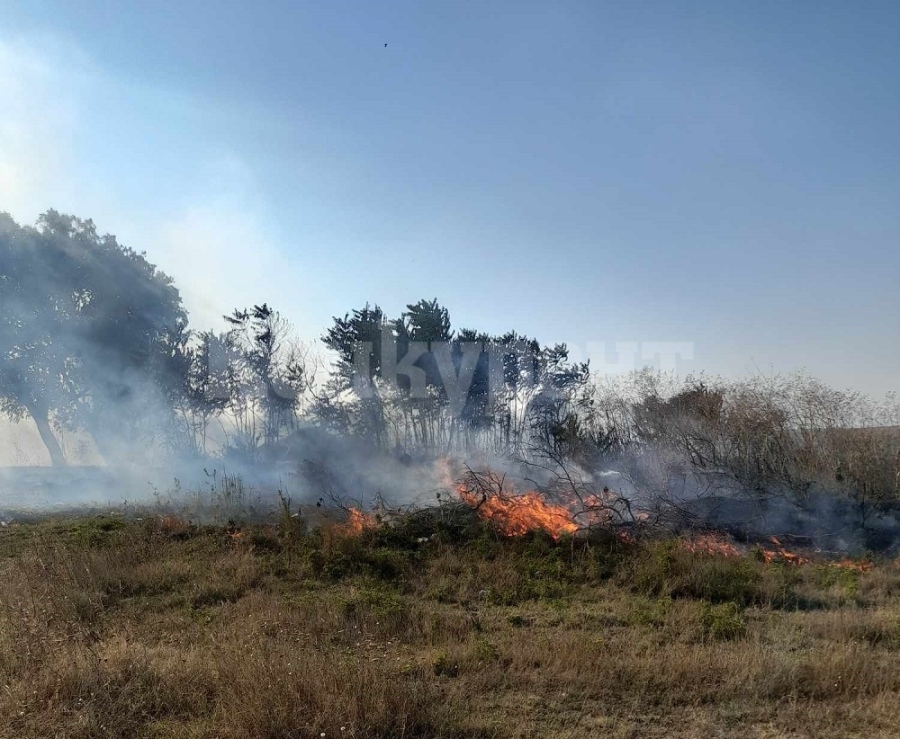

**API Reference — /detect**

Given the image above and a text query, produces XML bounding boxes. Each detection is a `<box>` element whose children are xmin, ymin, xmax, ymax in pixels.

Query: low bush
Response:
<box><xmin>624</xmin><ymin>540</ymin><xmax>766</xmax><ymax>605</ymax></box>
<box><xmin>700</xmin><ymin>601</ymin><xmax>748</xmax><ymax>641</ymax></box>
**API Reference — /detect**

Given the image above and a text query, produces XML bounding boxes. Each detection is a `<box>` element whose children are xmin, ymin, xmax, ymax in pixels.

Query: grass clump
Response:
<box><xmin>626</xmin><ymin>539</ymin><xmax>767</xmax><ymax>605</ymax></box>
<box><xmin>700</xmin><ymin>601</ymin><xmax>748</xmax><ymax>641</ymax></box>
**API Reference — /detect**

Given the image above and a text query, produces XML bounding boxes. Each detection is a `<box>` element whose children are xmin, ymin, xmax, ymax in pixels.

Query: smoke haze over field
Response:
<box><xmin>1</xmin><ymin>4</ymin><xmax>899</xmax><ymax>560</ymax></box>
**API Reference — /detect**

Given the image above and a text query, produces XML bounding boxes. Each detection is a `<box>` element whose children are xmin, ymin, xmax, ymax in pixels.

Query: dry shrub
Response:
<box><xmin>210</xmin><ymin>639</ymin><xmax>459</xmax><ymax>738</ymax></box>
<box><xmin>207</xmin><ymin>589</ymin><xmax>473</xmax><ymax>737</ymax></box>
<box><xmin>11</xmin><ymin>645</ymin><xmax>213</xmax><ymax>738</ymax></box>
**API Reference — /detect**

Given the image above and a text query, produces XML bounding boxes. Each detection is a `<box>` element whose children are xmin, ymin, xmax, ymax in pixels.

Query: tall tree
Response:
<box><xmin>223</xmin><ymin>304</ymin><xmax>306</xmax><ymax>451</ymax></box>
<box><xmin>319</xmin><ymin>299</ymin><xmax>591</xmax><ymax>456</ymax></box>
<box><xmin>0</xmin><ymin>211</ymin><xmax>190</xmax><ymax>464</ymax></box>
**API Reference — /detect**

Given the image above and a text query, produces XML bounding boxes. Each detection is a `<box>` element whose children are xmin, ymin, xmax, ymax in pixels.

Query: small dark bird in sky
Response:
<box><xmin>384</xmin><ymin>43</ymin><xmax>388</xmax><ymax>47</ymax></box>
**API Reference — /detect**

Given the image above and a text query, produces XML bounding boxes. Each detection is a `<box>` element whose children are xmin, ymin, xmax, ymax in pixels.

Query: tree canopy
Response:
<box><xmin>0</xmin><ymin>211</ymin><xmax>189</xmax><ymax>464</ymax></box>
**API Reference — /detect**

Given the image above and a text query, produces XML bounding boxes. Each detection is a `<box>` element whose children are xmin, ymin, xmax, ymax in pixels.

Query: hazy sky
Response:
<box><xmin>1</xmin><ymin>1</ymin><xmax>897</xmax><ymax>394</ymax></box>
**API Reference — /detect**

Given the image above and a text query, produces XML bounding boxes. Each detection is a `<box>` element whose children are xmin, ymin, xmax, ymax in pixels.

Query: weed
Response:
<box><xmin>700</xmin><ymin>601</ymin><xmax>748</xmax><ymax>641</ymax></box>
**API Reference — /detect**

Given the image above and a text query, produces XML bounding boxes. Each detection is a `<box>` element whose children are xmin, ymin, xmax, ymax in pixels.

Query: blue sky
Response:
<box><xmin>1</xmin><ymin>1</ymin><xmax>898</xmax><ymax>394</ymax></box>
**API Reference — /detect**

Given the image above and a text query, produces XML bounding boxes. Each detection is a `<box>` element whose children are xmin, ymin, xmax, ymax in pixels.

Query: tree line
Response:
<box><xmin>2</xmin><ymin>210</ymin><xmax>898</xmax><ymax>517</ymax></box>
<box><xmin>0</xmin><ymin>211</ymin><xmax>589</xmax><ymax>465</ymax></box>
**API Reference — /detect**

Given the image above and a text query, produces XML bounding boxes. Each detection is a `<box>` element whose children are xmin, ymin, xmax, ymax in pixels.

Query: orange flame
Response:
<box><xmin>339</xmin><ymin>507</ymin><xmax>378</xmax><ymax>536</ymax></box>
<box><xmin>457</xmin><ymin>486</ymin><xmax>579</xmax><ymax>539</ymax></box>
<box><xmin>760</xmin><ymin>536</ymin><xmax>811</xmax><ymax>566</ymax></box>
<box><xmin>830</xmin><ymin>558</ymin><xmax>874</xmax><ymax>572</ymax></box>
<box><xmin>683</xmin><ymin>532</ymin><xmax>741</xmax><ymax>558</ymax></box>
<box><xmin>684</xmin><ymin>533</ymin><xmax>876</xmax><ymax>570</ymax></box>
<box><xmin>450</xmin><ymin>466</ymin><xmax>636</xmax><ymax>539</ymax></box>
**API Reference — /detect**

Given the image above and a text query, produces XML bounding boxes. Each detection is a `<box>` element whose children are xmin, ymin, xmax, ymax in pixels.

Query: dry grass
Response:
<box><xmin>1</xmin><ymin>514</ymin><xmax>900</xmax><ymax>738</ymax></box>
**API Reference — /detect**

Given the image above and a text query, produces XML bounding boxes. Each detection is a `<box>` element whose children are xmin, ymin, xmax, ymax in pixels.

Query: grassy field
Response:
<box><xmin>1</xmin><ymin>509</ymin><xmax>899</xmax><ymax>738</ymax></box>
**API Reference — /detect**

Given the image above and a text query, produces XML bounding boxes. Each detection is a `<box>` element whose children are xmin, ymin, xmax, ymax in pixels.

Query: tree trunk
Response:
<box><xmin>27</xmin><ymin>405</ymin><xmax>67</xmax><ymax>466</ymax></box>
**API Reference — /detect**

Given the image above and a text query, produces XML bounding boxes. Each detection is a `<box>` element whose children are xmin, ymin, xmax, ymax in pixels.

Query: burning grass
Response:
<box><xmin>457</xmin><ymin>486</ymin><xmax>579</xmax><ymax>539</ymax></box>
<box><xmin>454</xmin><ymin>467</ymin><xmax>627</xmax><ymax>539</ymax></box>
<box><xmin>1</xmin><ymin>508</ymin><xmax>899</xmax><ymax>738</ymax></box>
